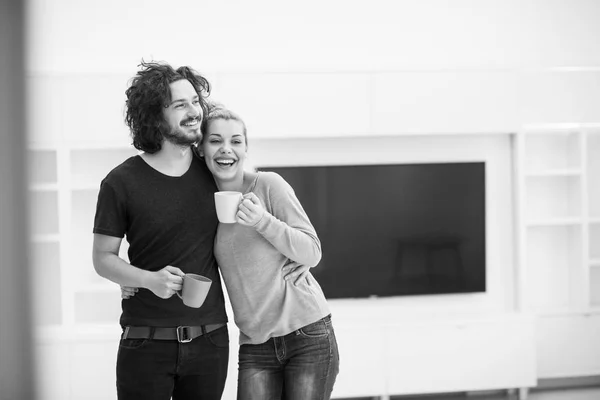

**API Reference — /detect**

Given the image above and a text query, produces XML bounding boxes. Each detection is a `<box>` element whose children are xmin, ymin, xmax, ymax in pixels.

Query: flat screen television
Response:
<box><xmin>259</xmin><ymin>162</ymin><xmax>486</xmax><ymax>299</ymax></box>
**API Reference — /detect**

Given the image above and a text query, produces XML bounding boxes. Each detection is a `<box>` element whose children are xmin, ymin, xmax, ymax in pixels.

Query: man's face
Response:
<box><xmin>161</xmin><ymin>79</ymin><xmax>203</xmax><ymax>146</ymax></box>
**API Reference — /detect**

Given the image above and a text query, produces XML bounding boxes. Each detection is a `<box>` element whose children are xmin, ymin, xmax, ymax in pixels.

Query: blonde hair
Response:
<box><xmin>201</xmin><ymin>102</ymin><xmax>247</xmax><ymax>146</ymax></box>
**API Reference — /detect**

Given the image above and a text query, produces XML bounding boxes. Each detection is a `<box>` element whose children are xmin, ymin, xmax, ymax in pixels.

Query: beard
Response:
<box><xmin>162</xmin><ymin>124</ymin><xmax>202</xmax><ymax>147</ymax></box>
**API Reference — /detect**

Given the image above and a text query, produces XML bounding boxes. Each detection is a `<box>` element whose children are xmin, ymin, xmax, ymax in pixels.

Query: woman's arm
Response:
<box><xmin>236</xmin><ymin>174</ymin><xmax>322</xmax><ymax>267</ymax></box>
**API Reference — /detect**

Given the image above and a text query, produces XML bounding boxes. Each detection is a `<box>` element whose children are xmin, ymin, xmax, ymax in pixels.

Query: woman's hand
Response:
<box><xmin>121</xmin><ymin>286</ymin><xmax>138</xmax><ymax>299</ymax></box>
<box><xmin>282</xmin><ymin>261</ymin><xmax>311</xmax><ymax>286</ymax></box>
<box><xmin>237</xmin><ymin>192</ymin><xmax>265</xmax><ymax>227</ymax></box>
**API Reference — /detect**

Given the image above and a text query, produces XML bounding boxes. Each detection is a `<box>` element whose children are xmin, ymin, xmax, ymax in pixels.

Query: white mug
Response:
<box><xmin>214</xmin><ymin>191</ymin><xmax>243</xmax><ymax>223</ymax></box>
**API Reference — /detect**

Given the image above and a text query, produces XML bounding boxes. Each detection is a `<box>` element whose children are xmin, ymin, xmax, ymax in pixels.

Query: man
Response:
<box><xmin>92</xmin><ymin>61</ymin><xmax>229</xmax><ymax>400</ymax></box>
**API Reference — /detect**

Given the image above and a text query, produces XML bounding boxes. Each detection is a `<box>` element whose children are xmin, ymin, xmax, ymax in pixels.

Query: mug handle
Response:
<box><xmin>176</xmin><ymin>274</ymin><xmax>186</xmax><ymax>299</ymax></box>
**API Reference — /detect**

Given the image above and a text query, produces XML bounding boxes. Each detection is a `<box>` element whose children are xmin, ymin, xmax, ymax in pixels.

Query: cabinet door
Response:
<box><xmin>330</xmin><ymin>326</ymin><xmax>387</xmax><ymax>398</ymax></box>
<box><xmin>536</xmin><ymin>314</ymin><xmax>600</xmax><ymax>378</ymax></box>
<box><xmin>385</xmin><ymin>318</ymin><xmax>536</xmax><ymax>395</ymax></box>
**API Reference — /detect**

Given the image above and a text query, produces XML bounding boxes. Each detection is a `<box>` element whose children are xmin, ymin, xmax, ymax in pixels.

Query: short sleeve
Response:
<box><xmin>93</xmin><ymin>179</ymin><xmax>126</xmax><ymax>238</ymax></box>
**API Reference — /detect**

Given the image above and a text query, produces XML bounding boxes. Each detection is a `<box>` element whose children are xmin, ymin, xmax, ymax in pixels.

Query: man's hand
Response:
<box><xmin>144</xmin><ymin>265</ymin><xmax>185</xmax><ymax>299</ymax></box>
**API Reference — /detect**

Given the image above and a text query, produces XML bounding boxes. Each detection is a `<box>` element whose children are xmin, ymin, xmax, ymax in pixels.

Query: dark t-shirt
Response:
<box><xmin>93</xmin><ymin>153</ymin><xmax>228</xmax><ymax>327</ymax></box>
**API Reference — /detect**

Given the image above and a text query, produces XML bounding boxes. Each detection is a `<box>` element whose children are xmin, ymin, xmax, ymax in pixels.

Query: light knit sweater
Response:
<box><xmin>214</xmin><ymin>171</ymin><xmax>331</xmax><ymax>345</ymax></box>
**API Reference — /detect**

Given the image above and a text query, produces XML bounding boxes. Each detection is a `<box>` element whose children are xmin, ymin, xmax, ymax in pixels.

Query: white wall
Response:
<box><xmin>26</xmin><ymin>0</ymin><xmax>600</xmax><ymax>398</ymax></box>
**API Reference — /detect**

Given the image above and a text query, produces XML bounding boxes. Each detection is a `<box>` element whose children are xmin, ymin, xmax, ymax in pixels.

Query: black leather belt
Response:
<box><xmin>122</xmin><ymin>323</ymin><xmax>225</xmax><ymax>343</ymax></box>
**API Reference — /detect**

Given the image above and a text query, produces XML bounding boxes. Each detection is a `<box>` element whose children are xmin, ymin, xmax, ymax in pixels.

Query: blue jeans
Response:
<box><xmin>237</xmin><ymin>315</ymin><xmax>339</xmax><ymax>400</ymax></box>
<box><xmin>116</xmin><ymin>325</ymin><xmax>229</xmax><ymax>400</ymax></box>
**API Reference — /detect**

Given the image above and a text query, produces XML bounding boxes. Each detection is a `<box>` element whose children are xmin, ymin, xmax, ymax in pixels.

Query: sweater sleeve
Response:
<box><xmin>252</xmin><ymin>173</ymin><xmax>322</xmax><ymax>267</ymax></box>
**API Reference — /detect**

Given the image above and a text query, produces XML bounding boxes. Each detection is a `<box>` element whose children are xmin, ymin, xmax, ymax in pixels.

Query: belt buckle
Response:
<box><xmin>176</xmin><ymin>326</ymin><xmax>192</xmax><ymax>343</ymax></box>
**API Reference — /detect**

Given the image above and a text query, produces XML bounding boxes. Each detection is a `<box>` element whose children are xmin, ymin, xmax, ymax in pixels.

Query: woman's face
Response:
<box><xmin>201</xmin><ymin>119</ymin><xmax>247</xmax><ymax>185</ymax></box>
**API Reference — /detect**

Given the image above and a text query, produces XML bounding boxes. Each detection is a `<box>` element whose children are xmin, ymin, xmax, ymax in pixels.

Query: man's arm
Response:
<box><xmin>92</xmin><ymin>233</ymin><xmax>184</xmax><ymax>299</ymax></box>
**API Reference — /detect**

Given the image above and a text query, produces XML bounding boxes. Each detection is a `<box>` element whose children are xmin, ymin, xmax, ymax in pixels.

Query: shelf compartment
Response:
<box><xmin>31</xmin><ymin>242</ymin><xmax>63</xmax><ymax>325</ymax></box>
<box><xmin>28</xmin><ymin>149</ymin><xmax>57</xmax><ymax>185</ymax></box>
<box><xmin>590</xmin><ymin>224</ymin><xmax>600</xmax><ymax>260</ymax></box>
<box><xmin>69</xmin><ymin>189</ymin><xmax>130</xmax><ymax>287</ymax></box>
<box><xmin>526</xmin><ymin>225</ymin><xmax>582</xmax><ymax>311</ymax></box>
<box><xmin>525</xmin><ymin>176</ymin><xmax>582</xmax><ymax>221</ymax></box>
<box><xmin>70</xmin><ymin>189</ymin><xmax>102</xmax><ymax>286</ymax></box>
<box><xmin>74</xmin><ymin>289</ymin><xmax>122</xmax><ymax>324</ymax></box>
<box><xmin>590</xmin><ymin>268</ymin><xmax>600</xmax><ymax>307</ymax></box>
<box><xmin>70</xmin><ymin>148</ymin><xmax>138</xmax><ymax>188</ymax></box>
<box><xmin>524</xmin><ymin>131</ymin><xmax>582</xmax><ymax>172</ymax></box>
<box><xmin>587</xmin><ymin>132</ymin><xmax>600</xmax><ymax>219</ymax></box>
<box><xmin>29</xmin><ymin>190</ymin><xmax>59</xmax><ymax>236</ymax></box>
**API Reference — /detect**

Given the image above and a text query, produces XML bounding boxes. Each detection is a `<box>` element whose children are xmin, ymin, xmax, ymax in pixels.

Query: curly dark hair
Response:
<box><xmin>124</xmin><ymin>60</ymin><xmax>211</xmax><ymax>153</ymax></box>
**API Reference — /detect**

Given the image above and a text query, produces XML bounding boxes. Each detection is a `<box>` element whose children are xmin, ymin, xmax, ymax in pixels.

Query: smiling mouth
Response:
<box><xmin>181</xmin><ymin>119</ymin><xmax>199</xmax><ymax>127</ymax></box>
<box><xmin>215</xmin><ymin>159</ymin><xmax>236</xmax><ymax>168</ymax></box>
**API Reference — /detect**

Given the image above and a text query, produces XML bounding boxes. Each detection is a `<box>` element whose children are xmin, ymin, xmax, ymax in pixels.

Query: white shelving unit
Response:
<box><xmin>28</xmin><ymin>142</ymin><xmax>138</xmax><ymax>328</ymax></box>
<box><xmin>516</xmin><ymin>123</ymin><xmax>600</xmax><ymax>379</ymax></box>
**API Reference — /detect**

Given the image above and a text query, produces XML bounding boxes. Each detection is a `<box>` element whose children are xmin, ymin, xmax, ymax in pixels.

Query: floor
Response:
<box><xmin>339</xmin><ymin>385</ymin><xmax>600</xmax><ymax>400</ymax></box>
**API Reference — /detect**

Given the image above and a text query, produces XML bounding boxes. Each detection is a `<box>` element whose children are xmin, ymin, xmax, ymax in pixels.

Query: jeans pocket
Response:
<box><xmin>206</xmin><ymin>325</ymin><xmax>229</xmax><ymax>348</ymax></box>
<box><xmin>297</xmin><ymin>318</ymin><xmax>328</xmax><ymax>338</ymax></box>
<box><xmin>119</xmin><ymin>338</ymin><xmax>149</xmax><ymax>350</ymax></box>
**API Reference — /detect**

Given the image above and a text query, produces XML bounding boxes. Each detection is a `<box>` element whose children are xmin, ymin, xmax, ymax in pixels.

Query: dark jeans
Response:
<box><xmin>237</xmin><ymin>315</ymin><xmax>339</xmax><ymax>400</ymax></box>
<box><xmin>116</xmin><ymin>325</ymin><xmax>229</xmax><ymax>400</ymax></box>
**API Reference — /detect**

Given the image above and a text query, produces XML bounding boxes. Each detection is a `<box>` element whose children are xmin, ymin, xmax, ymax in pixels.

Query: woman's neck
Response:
<box><xmin>216</xmin><ymin>171</ymin><xmax>257</xmax><ymax>193</ymax></box>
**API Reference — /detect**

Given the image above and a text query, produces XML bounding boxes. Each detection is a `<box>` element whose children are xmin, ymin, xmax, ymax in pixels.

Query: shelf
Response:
<box><xmin>27</xmin><ymin>149</ymin><xmax>57</xmax><ymax>185</ymax></box>
<box><xmin>588</xmin><ymin>133</ymin><xmax>600</xmax><ymax>218</ymax></box>
<box><xmin>74</xmin><ymin>282</ymin><xmax>123</xmax><ymax>324</ymax></box>
<box><xmin>29</xmin><ymin>190</ymin><xmax>59</xmax><ymax>236</ymax></box>
<box><xmin>523</xmin><ymin>130</ymin><xmax>582</xmax><ymax>172</ymax></box>
<box><xmin>521</xmin><ymin>123</ymin><xmax>598</xmax><ymax>132</ymax></box>
<box><xmin>525</xmin><ymin>176</ymin><xmax>582</xmax><ymax>221</ymax></box>
<box><xmin>76</xmin><ymin>280</ymin><xmax>121</xmax><ymax>294</ymax></box>
<box><xmin>590</xmin><ymin>225</ymin><xmax>600</xmax><ymax>260</ymax></box>
<box><xmin>525</xmin><ymin>225</ymin><xmax>582</xmax><ymax>312</ymax></box>
<box><xmin>526</xmin><ymin>218</ymin><xmax>582</xmax><ymax>227</ymax></box>
<box><xmin>525</xmin><ymin>169</ymin><xmax>583</xmax><ymax>177</ymax></box>
<box><xmin>29</xmin><ymin>183</ymin><xmax>59</xmax><ymax>192</ymax></box>
<box><xmin>590</xmin><ymin>268</ymin><xmax>600</xmax><ymax>307</ymax></box>
<box><xmin>30</xmin><ymin>234</ymin><xmax>61</xmax><ymax>243</ymax></box>
<box><xmin>31</xmin><ymin>241</ymin><xmax>63</xmax><ymax>326</ymax></box>
<box><xmin>70</xmin><ymin>148</ymin><xmax>138</xmax><ymax>187</ymax></box>
<box><xmin>518</xmin><ymin>125</ymin><xmax>600</xmax><ymax>319</ymax></box>
<box><xmin>70</xmin><ymin>184</ymin><xmax>102</xmax><ymax>192</ymax></box>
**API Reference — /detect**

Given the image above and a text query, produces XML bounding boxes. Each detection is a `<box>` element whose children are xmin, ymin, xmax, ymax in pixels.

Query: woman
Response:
<box><xmin>201</xmin><ymin>105</ymin><xmax>339</xmax><ymax>399</ymax></box>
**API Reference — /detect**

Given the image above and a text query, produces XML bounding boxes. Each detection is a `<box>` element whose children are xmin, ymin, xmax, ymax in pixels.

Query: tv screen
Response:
<box><xmin>260</xmin><ymin>162</ymin><xmax>486</xmax><ymax>299</ymax></box>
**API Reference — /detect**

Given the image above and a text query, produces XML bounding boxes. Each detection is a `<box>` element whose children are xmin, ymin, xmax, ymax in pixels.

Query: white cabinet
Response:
<box><xmin>536</xmin><ymin>313</ymin><xmax>600</xmax><ymax>378</ymax></box>
<box><xmin>516</xmin><ymin>123</ymin><xmax>600</xmax><ymax>379</ymax></box>
<box><xmin>329</xmin><ymin>314</ymin><xmax>536</xmax><ymax>399</ymax></box>
<box><xmin>330</xmin><ymin>327</ymin><xmax>388</xmax><ymax>398</ymax></box>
